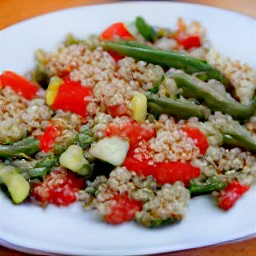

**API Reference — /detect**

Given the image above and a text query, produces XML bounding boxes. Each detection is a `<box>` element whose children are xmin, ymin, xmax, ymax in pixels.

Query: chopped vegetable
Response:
<box><xmin>182</xmin><ymin>126</ymin><xmax>209</xmax><ymax>154</ymax></box>
<box><xmin>170</xmin><ymin>72</ymin><xmax>256</xmax><ymax>120</ymax></box>
<box><xmin>46</xmin><ymin>77</ymin><xmax>93</xmax><ymax>117</ymax></box>
<box><xmin>135</xmin><ymin>16</ymin><xmax>158</xmax><ymax>42</ymax></box>
<box><xmin>103</xmin><ymin>193</ymin><xmax>142</xmax><ymax>224</ymax></box>
<box><xmin>89</xmin><ymin>136</ymin><xmax>130</xmax><ymax>166</ymax></box>
<box><xmin>15</xmin><ymin>154</ymin><xmax>58</xmax><ymax>179</ymax></box>
<box><xmin>0</xmin><ymin>137</ymin><xmax>40</xmax><ymax>158</ymax></box>
<box><xmin>0</xmin><ymin>162</ymin><xmax>30</xmax><ymax>204</ymax></box>
<box><xmin>175</xmin><ymin>34</ymin><xmax>202</xmax><ymax>50</ymax></box>
<box><xmin>0</xmin><ymin>71</ymin><xmax>39</xmax><ymax>100</ymax></box>
<box><xmin>129</xmin><ymin>92</ymin><xmax>147</xmax><ymax>123</ymax></box>
<box><xmin>106</xmin><ymin>119</ymin><xmax>156</xmax><ymax>149</ymax></box>
<box><xmin>217</xmin><ymin>181</ymin><xmax>250</xmax><ymax>211</ymax></box>
<box><xmin>146</xmin><ymin>92</ymin><xmax>210</xmax><ymax>120</ymax></box>
<box><xmin>39</xmin><ymin>125</ymin><xmax>61</xmax><ymax>153</ymax></box>
<box><xmin>189</xmin><ymin>177</ymin><xmax>227</xmax><ymax>196</ymax></box>
<box><xmin>31</xmin><ymin>168</ymin><xmax>85</xmax><ymax>206</ymax></box>
<box><xmin>99</xmin><ymin>22</ymin><xmax>134</xmax><ymax>41</ymax></box>
<box><xmin>123</xmin><ymin>155</ymin><xmax>200</xmax><ymax>186</ymax></box>
<box><xmin>59</xmin><ymin>145</ymin><xmax>92</xmax><ymax>177</ymax></box>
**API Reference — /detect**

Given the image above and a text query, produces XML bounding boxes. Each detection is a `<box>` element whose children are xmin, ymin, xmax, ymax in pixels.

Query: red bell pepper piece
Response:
<box><xmin>99</xmin><ymin>22</ymin><xmax>135</xmax><ymax>41</ymax></box>
<box><xmin>174</xmin><ymin>32</ymin><xmax>201</xmax><ymax>50</ymax></box>
<box><xmin>0</xmin><ymin>71</ymin><xmax>39</xmax><ymax>100</ymax></box>
<box><xmin>106</xmin><ymin>119</ymin><xmax>156</xmax><ymax>149</ymax></box>
<box><xmin>31</xmin><ymin>168</ymin><xmax>85</xmax><ymax>206</ymax></box>
<box><xmin>182</xmin><ymin>126</ymin><xmax>209</xmax><ymax>154</ymax></box>
<box><xmin>179</xmin><ymin>34</ymin><xmax>201</xmax><ymax>50</ymax></box>
<box><xmin>123</xmin><ymin>154</ymin><xmax>200</xmax><ymax>186</ymax></box>
<box><xmin>50</xmin><ymin>78</ymin><xmax>93</xmax><ymax>117</ymax></box>
<box><xmin>39</xmin><ymin>125</ymin><xmax>61</xmax><ymax>153</ymax></box>
<box><xmin>105</xmin><ymin>104</ymin><xmax>129</xmax><ymax>117</ymax></box>
<box><xmin>99</xmin><ymin>22</ymin><xmax>135</xmax><ymax>61</ymax></box>
<box><xmin>104</xmin><ymin>193</ymin><xmax>142</xmax><ymax>224</ymax></box>
<box><xmin>217</xmin><ymin>180</ymin><xmax>250</xmax><ymax>211</ymax></box>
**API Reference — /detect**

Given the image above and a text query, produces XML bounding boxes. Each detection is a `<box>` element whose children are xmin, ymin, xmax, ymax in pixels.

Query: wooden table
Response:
<box><xmin>0</xmin><ymin>0</ymin><xmax>255</xmax><ymax>255</ymax></box>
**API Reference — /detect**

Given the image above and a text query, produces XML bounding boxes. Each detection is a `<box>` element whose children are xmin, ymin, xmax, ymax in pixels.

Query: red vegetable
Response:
<box><xmin>31</xmin><ymin>169</ymin><xmax>85</xmax><ymax>206</ymax></box>
<box><xmin>179</xmin><ymin>35</ymin><xmax>201</xmax><ymax>50</ymax></box>
<box><xmin>106</xmin><ymin>120</ymin><xmax>156</xmax><ymax>149</ymax></box>
<box><xmin>217</xmin><ymin>180</ymin><xmax>250</xmax><ymax>211</ymax></box>
<box><xmin>123</xmin><ymin>154</ymin><xmax>200</xmax><ymax>186</ymax></box>
<box><xmin>99</xmin><ymin>22</ymin><xmax>135</xmax><ymax>61</ymax></box>
<box><xmin>104</xmin><ymin>193</ymin><xmax>142</xmax><ymax>224</ymax></box>
<box><xmin>182</xmin><ymin>126</ymin><xmax>209</xmax><ymax>154</ymax></box>
<box><xmin>0</xmin><ymin>71</ymin><xmax>39</xmax><ymax>100</ymax></box>
<box><xmin>174</xmin><ymin>32</ymin><xmax>201</xmax><ymax>50</ymax></box>
<box><xmin>39</xmin><ymin>125</ymin><xmax>61</xmax><ymax>153</ymax></box>
<box><xmin>106</xmin><ymin>104</ymin><xmax>129</xmax><ymax>117</ymax></box>
<box><xmin>49</xmin><ymin>78</ymin><xmax>93</xmax><ymax>117</ymax></box>
<box><xmin>99</xmin><ymin>22</ymin><xmax>135</xmax><ymax>41</ymax></box>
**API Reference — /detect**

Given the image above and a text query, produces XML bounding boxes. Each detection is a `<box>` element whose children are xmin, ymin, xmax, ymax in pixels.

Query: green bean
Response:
<box><xmin>170</xmin><ymin>72</ymin><xmax>256</xmax><ymax>120</ymax></box>
<box><xmin>189</xmin><ymin>177</ymin><xmax>227</xmax><ymax>196</ymax></box>
<box><xmin>101</xmin><ymin>40</ymin><xmax>230</xmax><ymax>86</ymax></box>
<box><xmin>146</xmin><ymin>92</ymin><xmax>210</xmax><ymax>120</ymax></box>
<box><xmin>135</xmin><ymin>16</ymin><xmax>158</xmax><ymax>42</ymax></box>
<box><xmin>14</xmin><ymin>154</ymin><xmax>58</xmax><ymax>179</ymax></box>
<box><xmin>0</xmin><ymin>137</ymin><xmax>40</xmax><ymax>158</ymax></box>
<box><xmin>221</xmin><ymin>125</ymin><xmax>256</xmax><ymax>153</ymax></box>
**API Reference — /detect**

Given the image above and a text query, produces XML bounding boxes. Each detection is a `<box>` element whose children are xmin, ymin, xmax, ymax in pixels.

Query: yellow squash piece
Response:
<box><xmin>129</xmin><ymin>92</ymin><xmax>147</xmax><ymax>123</ymax></box>
<box><xmin>45</xmin><ymin>77</ymin><xmax>62</xmax><ymax>106</ymax></box>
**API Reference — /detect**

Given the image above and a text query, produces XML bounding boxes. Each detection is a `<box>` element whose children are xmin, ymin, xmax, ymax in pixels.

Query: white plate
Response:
<box><xmin>0</xmin><ymin>1</ymin><xmax>256</xmax><ymax>255</ymax></box>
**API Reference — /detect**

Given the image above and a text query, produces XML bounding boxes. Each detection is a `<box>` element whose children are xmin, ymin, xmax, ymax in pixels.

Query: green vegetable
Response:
<box><xmin>170</xmin><ymin>72</ymin><xmax>256</xmax><ymax>120</ymax></box>
<box><xmin>135</xmin><ymin>16</ymin><xmax>158</xmax><ymax>42</ymax></box>
<box><xmin>189</xmin><ymin>177</ymin><xmax>227</xmax><ymax>196</ymax></box>
<box><xmin>146</xmin><ymin>92</ymin><xmax>210</xmax><ymax>120</ymax></box>
<box><xmin>221</xmin><ymin>123</ymin><xmax>256</xmax><ymax>153</ymax></box>
<box><xmin>13</xmin><ymin>154</ymin><xmax>58</xmax><ymax>179</ymax></box>
<box><xmin>0</xmin><ymin>162</ymin><xmax>30</xmax><ymax>204</ymax></box>
<box><xmin>89</xmin><ymin>136</ymin><xmax>130</xmax><ymax>166</ymax></box>
<box><xmin>76</xmin><ymin>128</ymin><xmax>94</xmax><ymax>148</ymax></box>
<box><xmin>65</xmin><ymin>33</ymin><xmax>85</xmax><ymax>46</ymax></box>
<box><xmin>101</xmin><ymin>40</ymin><xmax>230</xmax><ymax>86</ymax></box>
<box><xmin>0</xmin><ymin>137</ymin><xmax>40</xmax><ymax>158</ymax></box>
<box><xmin>32</xmin><ymin>64</ymin><xmax>50</xmax><ymax>89</ymax></box>
<box><xmin>59</xmin><ymin>145</ymin><xmax>92</xmax><ymax>177</ymax></box>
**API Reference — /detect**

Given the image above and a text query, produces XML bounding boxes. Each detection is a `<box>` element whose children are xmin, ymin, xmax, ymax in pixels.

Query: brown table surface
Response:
<box><xmin>0</xmin><ymin>0</ymin><xmax>255</xmax><ymax>255</ymax></box>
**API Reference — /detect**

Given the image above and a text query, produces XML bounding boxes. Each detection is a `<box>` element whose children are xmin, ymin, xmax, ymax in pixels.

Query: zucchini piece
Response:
<box><xmin>0</xmin><ymin>163</ymin><xmax>30</xmax><ymax>204</ymax></box>
<box><xmin>59</xmin><ymin>145</ymin><xmax>92</xmax><ymax>177</ymax></box>
<box><xmin>89</xmin><ymin>136</ymin><xmax>129</xmax><ymax>166</ymax></box>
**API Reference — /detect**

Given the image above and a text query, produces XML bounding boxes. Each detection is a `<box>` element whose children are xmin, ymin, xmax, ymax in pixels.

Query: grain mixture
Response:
<box><xmin>0</xmin><ymin>17</ymin><xmax>255</xmax><ymax>227</ymax></box>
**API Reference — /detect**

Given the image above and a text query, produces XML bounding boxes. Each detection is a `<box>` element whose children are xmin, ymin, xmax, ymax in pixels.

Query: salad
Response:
<box><xmin>0</xmin><ymin>16</ymin><xmax>255</xmax><ymax>227</ymax></box>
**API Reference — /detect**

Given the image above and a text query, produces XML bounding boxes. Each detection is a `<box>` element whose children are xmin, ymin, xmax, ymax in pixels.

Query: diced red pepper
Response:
<box><xmin>99</xmin><ymin>22</ymin><xmax>135</xmax><ymax>41</ymax></box>
<box><xmin>182</xmin><ymin>126</ymin><xmax>209</xmax><ymax>154</ymax></box>
<box><xmin>31</xmin><ymin>169</ymin><xmax>86</xmax><ymax>206</ymax></box>
<box><xmin>99</xmin><ymin>22</ymin><xmax>135</xmax><ymax>61</ymax></box>
<box><xmin>39</xmin><ymin>125</ymin><xmax>61</xmax><ymax>153</ymax></box>
<box><xmin>106</xmin><ymin>120</ymin><xmax>156</xmax><ymax>149</ymax></box>
<box><xmin>51</xmin><ymin>78</ymin><xmax>93</xmax><ymax>117</ymax></box>
<box><xmin>174</xmin><ymin>32</ymin><xmax>201</xmax><ymax>50</ymax></box>
<box><xmin>104</xmin><ymin>193</ymin><xmax>142</xmax><ymax>224</ymax></box>
<box><xmin>123</xmin><ymin>154</ymin><xmax>200</xmax><ymax>186</ymax></box>
<box><xmin>180</xmin><ymin>35</ymin><xmax>201</xmax><ymax>50</ymax></box>
<box><xmin>217</xmin><ymin>181</ymin><xmax>250</xmax><ymax>211</ymax></box>
<box><xmin>106</xmin><ymin>104</ymin><xmax>129</xmax><ymax>117</ymax></box>
<box><xmin>0</xmin><ymin>71</ymin><xmax>39</xmax><ymax>100</ymax></box>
